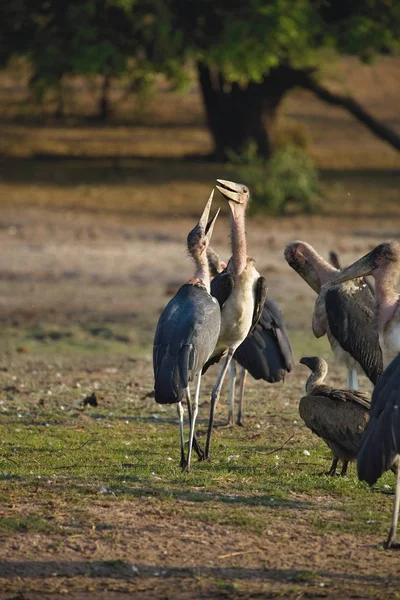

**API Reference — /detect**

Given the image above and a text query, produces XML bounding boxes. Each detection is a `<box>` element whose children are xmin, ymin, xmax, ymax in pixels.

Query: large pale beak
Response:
<box><xmin>198</xmin><ymin>189</ymin><xmax>214</xmax><ymax>230</ymax></box>
<box><xmin>205</xmin><ymin>207</ymin><xmax>220</xmax><ymax>243</ymax></box>
<box><xmin>328</xmin><ymin>252</ymin><xmax>377</xmax><ymax>286</ymax></box>
<box><xmin>216</xmin><ymin>179</ymin><xmax>246</xmax><ymax>204</ymax></box>
<box><xmin>284</xmin><ymin>244</ymin><xmax>321</xmax><ymax>294</ymax></box>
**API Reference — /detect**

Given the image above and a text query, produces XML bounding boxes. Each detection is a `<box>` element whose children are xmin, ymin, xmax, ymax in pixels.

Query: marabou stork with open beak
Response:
<box><xmin>284</xmin><ymin>241</ymin><xmax>382</xmax><ymax>389</ymax></box>
<box><xmin>153</xmin><ymin>191</ymin><xmax>221</xmax><ymax>471</ymax></box>
<box><xmin>326</xmin><ymin>241</ymin><xmax>400</xmax><ymax>369</ymax></box>
<box><xmin>207</xmin><ymin>246</ymin><xmax>294</xmax><ymax>426</ymax></box>
<box><xmin>299</xmin><ymin>356</ymin><xmax>370</xmax><ymax>476</ymax></box>
<box><xmin>201</xmin><ymin>180</ymin><xmax>268</xmax><ymax>459</ymax></box>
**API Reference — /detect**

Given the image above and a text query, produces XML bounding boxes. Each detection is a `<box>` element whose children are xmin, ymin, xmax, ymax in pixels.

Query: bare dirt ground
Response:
<box><xmin>0</xmin><ymin>59</ymin><xmax>400</xmax><ymax>599</ymax></box>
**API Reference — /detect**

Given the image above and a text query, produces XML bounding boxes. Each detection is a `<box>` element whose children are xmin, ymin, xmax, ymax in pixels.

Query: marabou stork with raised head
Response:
<box><xmin>284</xmin><ymin>241</ymin><xmax>383</xmax><ymax>389</ymax></box>
<box><xmin>326</xmin><ymin>241</ymin><xmax>400</xmax><ymax>369</ymax></box>
<box><xmin>202</xmin><ymin>180</ymin><xmax>268</xmax><ymax>459</ymax></box>
<box><xmin>207</xmin><ymin>247</ymin><xmax>294</xmax><ymax>426</ymax></box>
<box><xmin>356</xmin><ymin>353</ymin><xmax>400</xmax><ymax>548</ymax></box>
<box><xmin>153</xmin><ymin>191</ymin><xmax>221</xmax><ymax>471</ymax></box>
<box><xmin>299</xmin><ymin>356</ymin><xmax>370</xmax><ymax>476</ymax></box>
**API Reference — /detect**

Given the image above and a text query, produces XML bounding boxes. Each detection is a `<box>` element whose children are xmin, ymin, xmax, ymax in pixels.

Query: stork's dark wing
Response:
<box><xmin>210</xmin><ymin>269</ymin><xmax>234</xmax><ymax>309</ymax></box>
<box><xmin>299</xmin><ymin>394</ymin><xmax>369</xmax><ymax>459</ymax></box>
<box><xmin>249</xmin><ymin>277</ymin><xmax>268</xmax><ymax>335</ymax></box>
<box><xmin>325</xmin><ymin>283</ymin><xmax>383</xmax><ymax>384</ymax></box>
<box><xmin>357</xmin><ymin>354</ymin><xmax>400</xmax><ymax>485</ymax></box>
<box><xmin>233</xmin><ymin>296</ymin><xmax>294</xmax><ymax>382</ymax></box>
<box><xmin>153</xmin><ymin>284</ymin><xmax>220</xmax><ymax>404</ymax></box>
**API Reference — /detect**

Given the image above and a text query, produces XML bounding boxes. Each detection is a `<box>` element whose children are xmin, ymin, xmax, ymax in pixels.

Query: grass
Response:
<box><xmin>0</xmin><ymin>382</ymin><xmax>393</xmax><ymax>541</ymax></box>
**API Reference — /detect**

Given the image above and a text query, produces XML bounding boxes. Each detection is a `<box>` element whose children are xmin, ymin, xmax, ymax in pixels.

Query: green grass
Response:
<box><xmin>0</xmin><ymin>400</ymin><xmax>394</xmax><ymax>540</ymax></box>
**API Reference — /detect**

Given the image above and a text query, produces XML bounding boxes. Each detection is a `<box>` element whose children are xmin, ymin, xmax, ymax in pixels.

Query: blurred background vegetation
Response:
<box><xmin>0</xmin><ymin>0</ymin><xmax>399</xmax><ymax>215</ymax></box>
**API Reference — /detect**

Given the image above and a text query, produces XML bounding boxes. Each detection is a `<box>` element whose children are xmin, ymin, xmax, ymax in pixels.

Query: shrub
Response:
<box><xmin>227</xmin><ymin>142</ymin><xmax>322</xmax><ymax>216</ymax></box>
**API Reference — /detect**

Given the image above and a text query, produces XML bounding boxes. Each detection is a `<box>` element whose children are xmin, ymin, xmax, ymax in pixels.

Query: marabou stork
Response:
<box><xmin>284</xmin><ymin>241</ymin><xmax>383</xmax><ymax>389</ymax></box>
<box><xmin>326</xmin><ymin>241</ymin><xmax>400</xmax><ymax>369</ymax></box>
<box><xmin>153</xmin><ymin>192</ymin><xmax>221</xmax><ymax>471</ymax></box>
<box><xmin>207</xmin><ymin>247</ymin><xmax>294</xmax><ymax>426</ymax></box>
<box><xmin>299</xmin><ymin>356</ymin><xmax>370</xmax><ymax>476</ymax></box>
<box><xmin>356</xmin><ymin>352</ymin><xmax>400</xmax><ymax>548</ymax></box>
<box><xmin>202</xmin><ymin>180</ymin><xmax>268</xmax><ymax>459</ymax></box>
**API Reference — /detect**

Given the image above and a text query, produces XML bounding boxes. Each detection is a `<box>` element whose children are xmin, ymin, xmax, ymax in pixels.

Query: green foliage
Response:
<box><xmin>228</xmin><ymin>142</ymin><xmax>322</xmax><ymax>215</ymax></box>
<box><xmin>2</xmin><ymin>1</ymin><xmax>400</xmax><ymax>86</ymax></box>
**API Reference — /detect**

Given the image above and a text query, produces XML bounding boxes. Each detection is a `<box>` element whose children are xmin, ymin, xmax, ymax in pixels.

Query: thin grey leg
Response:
<box><xmin>177</xmin><ymin>401</ymin><xmax>185</xmax><ymax>468</ymax></box>
<box><xmin>204</xmin><ymin>350</ymin><xmax>234</xmax><ymax>460</ymax></box>
<box><xmin>185</xmin><ymin>371</ymin><xmax>202</xmax><ymax>472</ymax></box>
<box><xmin>387</xmin><ymin>465</ymin><xmax>400</xmax><ymax>548</ymax></box>
<box><xmin>237</xmin><ymin>367</ymin><xmax>248</xmax><ymax>426</ymax></box>
<box><xmin>227</xmin><ymin>360</ymin><xmax>237</xmax><ymax>426</ymax></box>
<box><xmin>340</xmin><ymin>460</ymin><xmax>349</xmax><ymax>477</ymax></box>
<box><xmin>186</xmin><ymin>390</ymin><xmax>204</xmax><ymax>460</ymax></box>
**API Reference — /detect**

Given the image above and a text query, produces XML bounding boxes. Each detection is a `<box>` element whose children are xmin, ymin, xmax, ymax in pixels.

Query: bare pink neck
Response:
<box><xmin>230</xmin><ymin>207</ymin><xmax>247</xmax><ymax>275</ymax></box>
<box><xmin>193</xmin><ymin>253</ymin><xmax>211</xmax><ymax>292</ymax></box>
<box><xmin>374</xmin><ymin>266</ymin><xmax>400</xmax><ymax>328</ymax></box>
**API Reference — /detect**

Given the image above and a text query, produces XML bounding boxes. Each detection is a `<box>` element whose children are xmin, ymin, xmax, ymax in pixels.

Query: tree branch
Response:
<box><xmin>298</xmin><ymin>71</ymin><xmax>400</xmax><ymax>152</ymax></box>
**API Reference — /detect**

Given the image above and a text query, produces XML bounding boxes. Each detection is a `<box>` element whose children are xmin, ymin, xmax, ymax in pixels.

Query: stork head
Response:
<box><xmin>327</xmin><ymin>241</ymin><xmax>400</xmax><ymax>286</ymax></box>
<box><xmin>187</xmin><ymin>190</ymin><xmax>220</xmax><ymax>260</ymax></box>
<box><xmin>215</xmin><ymin>179</ymin><xmax>250</xmax><ymax>215</ymax></box>
<box><xmin>299</xmin><ymin>357</ymin><xmax>328</xmax><ymax>387</ymax></box>
<box><xmin>284</xmin><ymin>241</ymin><xmax>322</xmax><ymax>293</ymax></box>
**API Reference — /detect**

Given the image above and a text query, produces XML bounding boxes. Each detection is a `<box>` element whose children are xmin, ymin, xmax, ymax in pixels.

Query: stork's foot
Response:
<box><xmin>236</xmin><ymin>419</ymin><xmax>244</xmax><ymax>427</ymax></box>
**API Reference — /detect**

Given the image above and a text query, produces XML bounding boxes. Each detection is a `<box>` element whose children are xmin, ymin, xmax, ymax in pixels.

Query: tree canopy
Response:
<box><xmin>1</xmin><ymin>0</ymin><xmax>399</xmax><ymax>156</ymax></box>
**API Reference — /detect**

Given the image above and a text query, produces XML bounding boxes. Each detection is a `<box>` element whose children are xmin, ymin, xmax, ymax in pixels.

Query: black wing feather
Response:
<box><xmin>357</xmin><ymin>353</ymin><xmax>400</xmax><ymax>485</ymax></box>
<box><xmin>325</xmin><ymin>283</ymin><xmax>383</xmax><ymax>384</ymax></box>
<box><xmin>210</xmin><ymin>270</ymin><xmax>234</xmax><ymax>309</ymax></box>
<box><xmin>234</xmin><ymin>296</ymin><xmax>294</xmax><ymax>382</ymax></box>
<box><xmin>249</xmin><ymin>277</ymin><xmax>268</xmax><ymax>335</ymax></box>
<box><xmin>153</xmin><ymin>284</ymin><xmax>220</xmax><ymax>404</ymax></box>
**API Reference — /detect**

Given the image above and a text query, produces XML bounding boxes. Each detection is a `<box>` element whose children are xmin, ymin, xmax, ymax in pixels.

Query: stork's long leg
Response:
<box><xmin>185</xmin><ymin>371</ymin><xmax>202</xmax><ymax>472</ymax></box>
<box><xmin>177</xmin><ymin>401</ymin><xmax>185</xmax><ymax>468</ymax></box>
<box><xmin>237</xmin><ymin>367</ymin><xmax>248</xmax><ymax>426</ymax></box>
<box><xmin>340</xmin><ymin>461</ymin><xmax>349</xmax><ymax>477</ymax></box>
<box><xmin>204</xmin><ymin>349</ymin><xmax>235</xmax><ymax>460</ymax></box>
<box><xmin>227</xmin><ymin>360</ymin><xmax>237</xmax><ymax>426</ymax></box>
<box><xmin>387</xmin><ymin>465</ymin><xmax>400</xmax><ymax>549</ymax></box>
<box><xmin>185</xmin><ymin>392</ymin><xmax>204</xmax><ymax>461</ymax></box>
<box><xmin>347</xmin><ymin>367</ymin><xmax>359</xmax><ymax>391</ymax></box>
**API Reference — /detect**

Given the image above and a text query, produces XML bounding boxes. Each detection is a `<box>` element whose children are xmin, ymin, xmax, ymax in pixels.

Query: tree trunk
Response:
<box><xmin>98</xmin><ymin>72</ymin><xmax>112</xmax><ymax>120</ymax></box>
<box><xmin>197</xmin><ymin>63</ymin><xmax>298</xmax><ymax>161</ymax></box>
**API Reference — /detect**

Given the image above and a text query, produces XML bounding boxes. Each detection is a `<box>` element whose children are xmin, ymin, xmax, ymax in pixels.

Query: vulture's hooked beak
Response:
<box><xmin>216</xmin><ymin>179</ymin><xmax>247</xmax><ymax>204</ymax></box>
